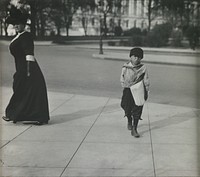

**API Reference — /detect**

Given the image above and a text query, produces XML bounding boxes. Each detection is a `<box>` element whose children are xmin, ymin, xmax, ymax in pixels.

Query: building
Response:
<box><xmin>4</xmin><ymin>0</ymin><xmax>199</xmax><ymax>36</ymax></box>
<box><xmin>71</xmin><ymin>0</ymin><xmax>164</xmax><ymax>36</ymax></box>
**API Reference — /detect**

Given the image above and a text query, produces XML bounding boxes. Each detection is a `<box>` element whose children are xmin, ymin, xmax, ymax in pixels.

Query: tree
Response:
<box><xmin>146</xmin><ymin>0</ymin><xmax>160</xmax><ymax>32</ymax></box>
<box><xmin>185</xmin><ymin>25</ymin><xmax>199</xmax><ymax>50</ymax></box>
<box><xmin>34</xmin><ymin>0</ymin><xmax>50</xmax><ymax>37</ymax></box>
<box><xmin>77</xmin><ymin>0</ymin><xmax>96</xmax><ymax>36</ymax></box>
<box><xmin>111</xmin><ymin>0</ymin><xmax>123</xmax><ymax>34</ymax></box>
<box><xmin>147</xmin><ymin>0</ymin><xmax>153</xmax><ymax>31</ymax></box>
<box><xmin>61</xmin><ymin>0</ymin><xmax>80</xmax><ymax>36</ymax></box>
<box><xmin>196</xmin><ymin>0</ymin><xmax>200</xmax><ymax>27</ymax></box>
<box><xmin>26</xmin><ymin>0</ymin><xmax>52</xmax><ymax>37</ymax></box>
<box><xmin>48</xmin><ymin>0</ymin><xmax>80</xmax><ymax>37</ymax></box>
<box><xmin>158</xmin><ymin>0</ymin><xmax>185</xmax><ymax>28</ymax></box>
<box><xmin>98</xmin><ymin>0</ymin><xmax>116</xmax><ymax>36</ymax></box>
<box><xmin>48</xmin><ymin>0</ymin><xmax>64</xmax><ymax>36</ymax></box>
<box><xmin>183</xmin><ymin>0</ymin><xmax>200</xmax><ymax>27</ymax></box>
<box><xmin>146</xmin><ymin>23</ymin><xmax>172</xmax><ymax>47</ymax></box>
<box><xmin>0</xmin><ymin>0</ymin><xmax>11</xmax><ymax>36</ymax></box>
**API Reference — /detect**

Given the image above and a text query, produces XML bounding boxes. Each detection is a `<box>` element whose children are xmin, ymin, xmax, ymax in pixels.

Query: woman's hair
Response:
<box><xmin>5</xmin><ymin>5</ymin><xmax>29</xmax><ymax>25</ymax></box>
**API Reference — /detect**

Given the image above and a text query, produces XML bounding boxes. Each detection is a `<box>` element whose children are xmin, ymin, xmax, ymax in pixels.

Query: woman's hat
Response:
<box><xmin>129</xmin><ymin>47</ymin><xmax>144</xmax><ymax>59</ymax></box>
<box><xmin>5</xmin><ymin>6</ymin><xmax>29</xmax><ymax>25</ymax></box>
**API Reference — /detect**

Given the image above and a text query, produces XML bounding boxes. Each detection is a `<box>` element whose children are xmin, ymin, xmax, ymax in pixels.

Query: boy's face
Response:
<box><xmin>130</xmin><ymin>55</ymin><xmax>141</xmax><ymax>65</ymax></box>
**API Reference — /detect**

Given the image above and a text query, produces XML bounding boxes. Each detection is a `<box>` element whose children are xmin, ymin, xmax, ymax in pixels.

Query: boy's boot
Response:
<box><xmin>127</xmin><ymin>116</ymin><xmax>133</xmax><ymax>130</ymax></box>
<box><xmin>131</xmin><ymin>126</ymin><xmax>140</xmax><ymax>137</ymax></box>
<box><xmin>131</xmin><ymin>118</ymin><xmax>140</xmax><ymax>137</ymax></box>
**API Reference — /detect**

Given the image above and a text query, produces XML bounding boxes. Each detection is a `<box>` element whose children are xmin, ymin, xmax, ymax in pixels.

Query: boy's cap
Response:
<box><xmin>129</xmin><ymin>47</ymin><xmax>143</xmax><ymax>59</ymax></box>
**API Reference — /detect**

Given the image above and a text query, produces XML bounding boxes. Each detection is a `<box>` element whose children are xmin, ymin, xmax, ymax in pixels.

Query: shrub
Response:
<box><xmin>114</xmin><ymin>26</ymin><xmax>123</xmax><ymax>36</ymax></box>
<box><xmin>107</xmin><ymin>41</ymin><xmax>116</xmax><ymax>46</ymax></box>
<box><xmin>185</xmin><ymin>25</ymin><xmax>199</xmax><ymax>50</ymax></box>
<box><xmin>123</xmin><ymin>27</ymin><xmax>142</xmax><ymax>36</ymax></box>
<box><xmin>128</xmin><ymin>35</ymin><xmax>145</xmax><ymax>46</ymax></box>
<box><xmin>145</xmin><ymin>23</ymin><xmax>172</xmax><ymax>47</ymax></box>
<box><xmin>171</xmin><ymin>27</ymin><xmax>183</xmax><ymax>47</ymax></box>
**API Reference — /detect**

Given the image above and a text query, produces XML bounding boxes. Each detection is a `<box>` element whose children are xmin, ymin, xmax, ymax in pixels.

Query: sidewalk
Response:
<box><xmin>0</xmin><ymin>86</ymin><xmax>199</xmax><ymax>177</ymax></box>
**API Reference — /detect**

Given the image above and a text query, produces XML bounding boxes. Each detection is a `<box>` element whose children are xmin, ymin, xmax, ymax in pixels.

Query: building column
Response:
<box><xmin>134</xmin><ymin>0</ymin><xmax>137</xmax><ymax>16</ymax></box>
<box><xmin>129</xmin><ymin>0</ymin><xmax>134</xmax><ymax>15</ymax></box>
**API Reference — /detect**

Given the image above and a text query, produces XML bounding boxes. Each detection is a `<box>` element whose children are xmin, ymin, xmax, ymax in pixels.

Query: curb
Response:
<box><xmin>92</xmin><ymin>53</ymin><xmax>200</xmax><ymax>67</ymax></box>
<box><xmin>104</xmin><ymin>47</ymin><xmax>200</xmax><ymax>56</ymax></box>
<box><xmin>82</xmin><ymin>45</ymin><xmax>200</xmax><ymax>57</ymax></box>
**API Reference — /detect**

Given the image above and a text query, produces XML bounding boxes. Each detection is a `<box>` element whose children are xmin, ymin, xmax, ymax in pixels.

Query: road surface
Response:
<box><xmin>0</xmin><ymin>44</ymin><xmax>199</xmax><ymax>108</ymax></box>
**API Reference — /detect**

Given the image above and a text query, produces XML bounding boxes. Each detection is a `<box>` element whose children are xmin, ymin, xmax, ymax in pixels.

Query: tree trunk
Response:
<box><xmin>0</xmin><ymin>20</ymin><xmax>2</xmax><ymax>36</ymax></box>
<box><xmin>103</xmin><ymin>13</ymin><xmax>107</xmax><ymax>36</ymax></box>
<box><xmin>66</xmin><ymin>24</ymin><xmax>69</xmax><ymax>36</ymax></box>
<box><xmin>36</xmin><ymin>18</ymin><xmax>40</xmax><ymax>36</ymax></box>
<box><xmin>82</xmin><ymin>17</ymin><xmax>88</xmax><ymax>36</ymax></box>
<box><xmin>30</xmin><ymin>3</ymin><xmax>36</xmax><ymax>37</ymax></box>
<box><xmin>40</xmin><ymin>11</ymin><xmax>45</xmax><ymax>37</ymax></box>
<box><xmin>148</xmin><ymin>0</ymin><xmax>152</xmax><ymax>32</ymax></box>
<box><xmin>4</xmin><ymin>23</ymin><xmax>8</xmax><ymax>36</ymax></box>
<box><xmin>57</xmin><ymin>26</ymin><xmax>61</xmax><ymax>36</ymax></box>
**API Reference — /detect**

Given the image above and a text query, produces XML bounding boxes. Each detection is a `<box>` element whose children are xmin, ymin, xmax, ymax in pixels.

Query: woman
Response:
<box><xmin>2</xmin><ymin>6</ymin><xmax>50</xmax><ymax>125</ymax></box>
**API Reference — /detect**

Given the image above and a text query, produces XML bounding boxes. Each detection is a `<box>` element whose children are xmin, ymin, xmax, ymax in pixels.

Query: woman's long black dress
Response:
<box><xmin>5</xmin><ymin>31</ymin><xmax>50</xmax><ymax>123</ymax></box>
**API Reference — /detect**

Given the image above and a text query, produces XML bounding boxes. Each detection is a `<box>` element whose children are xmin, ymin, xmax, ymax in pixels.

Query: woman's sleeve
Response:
<box><xmin>21</xmin><ymin>33</ymin><xmax>35</xmax><ymax>77</ymax></box>
<box><xmin>21</xmin><ymin>32</ymin><xmax>34</xmax><ymax>56</ymax></box>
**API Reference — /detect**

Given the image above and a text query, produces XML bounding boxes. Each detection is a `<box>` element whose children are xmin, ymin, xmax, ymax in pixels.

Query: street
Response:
<box><xmin>0</xmin><ymin>44</ymin><xmax>200</xmax><ymax>108</ymax></box>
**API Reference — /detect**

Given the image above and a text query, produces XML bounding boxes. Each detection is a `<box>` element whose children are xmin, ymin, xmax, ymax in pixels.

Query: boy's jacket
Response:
<box><xmin>120</xmin><ymin>61</ymin><xmax>150</xmax><ymax>91</ymax></box>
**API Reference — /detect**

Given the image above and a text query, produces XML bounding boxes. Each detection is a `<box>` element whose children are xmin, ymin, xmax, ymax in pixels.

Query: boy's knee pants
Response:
<box><xmin>121</xmin><ymin>88</ymin><xmax>143</xmax><ymax>120</ymax></box>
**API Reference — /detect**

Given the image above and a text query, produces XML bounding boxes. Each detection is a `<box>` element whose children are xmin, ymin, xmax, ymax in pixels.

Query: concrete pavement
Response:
<box><xmin>1</xmin><ymin>41</ymin><xmax>200</xmax><ymax>176</ymax></box>
<box><xmin>0</xmin><ymin>86</ymin><xmax>200</xmax><ymax>177</ymax></box>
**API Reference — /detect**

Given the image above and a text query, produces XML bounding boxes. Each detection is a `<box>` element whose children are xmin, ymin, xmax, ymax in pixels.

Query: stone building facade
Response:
<box><xmin>71</xmin><ymin>0</ymin><xmax>164</xmax><ymax>36</ymax></box>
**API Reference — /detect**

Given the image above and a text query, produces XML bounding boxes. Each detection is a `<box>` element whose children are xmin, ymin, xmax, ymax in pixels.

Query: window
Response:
<box><xmin>134</xmin><ymin>20</ymin><xmax>137</xmax><ymax>27</ymax></box>
<box><xmin>141</xmin><ymin>0</ymin><xmax>144</xmax><ymax>17</ymax></box>
<box><xmin>110</xmin><ymin>18</ymin><xmax>114</xmax><ymax>28</ymax></box>
<box><xmin>134</xmin><ymin>0</ymin><xmax>137</xmax><ymax>15</ymax></box>
<box><xmin>91</xmin><ymin>18</ymin><xmax>95</xmax><ymax>26</ymax></box>
<box><xmin>118</xmin><ymin>19</ymin><xmax>121</xmax><ymax>26</ymax></box>
<box><xmin>126</xmin><ymin>20</ymin><xmax>129</xmax><ymax>28</ymax></box>
<box><xmin>122</xmin><ymin>0</ymin><xmax>129</xmax><ymax>15</ymax></box>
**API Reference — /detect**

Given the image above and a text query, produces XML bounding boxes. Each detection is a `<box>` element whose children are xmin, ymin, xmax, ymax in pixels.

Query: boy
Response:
<box><xmin>120</xmin><ymin>47</ymin><xmax>150</xmax><ymax>137</ymax></box>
